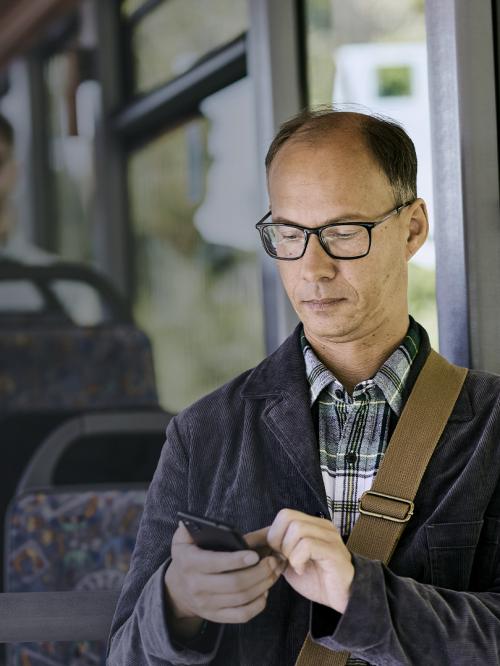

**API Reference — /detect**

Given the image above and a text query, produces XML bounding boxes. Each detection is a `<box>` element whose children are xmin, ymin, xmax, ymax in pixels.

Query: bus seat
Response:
<box><xmin>4</xmin><ymin>410</ymin><xmax>171</xmax><ymax>666</ymax></box>
<box><xmin>0</xmin><ymin>324</ymin><xmax>159</xmax><ymax>411</ymax></box>
<box><xmin>0</xmin><ymin>262</ymin><xmax>161</xmax><ymax>605</ymax></box>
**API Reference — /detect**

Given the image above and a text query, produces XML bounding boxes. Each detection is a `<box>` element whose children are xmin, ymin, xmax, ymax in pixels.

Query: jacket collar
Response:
<box><xmin>241</xmin><ymin>323</ymin><xmax>308</xmax><ymax>399</ymax></box>
<box><xmin>241</xmin><ymin>319</ymin><xmax>473</xmax><ymax>419</ymax></box>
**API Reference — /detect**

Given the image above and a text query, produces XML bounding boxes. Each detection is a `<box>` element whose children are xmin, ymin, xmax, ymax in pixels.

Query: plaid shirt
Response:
<box><xmin>301</xmin><ymin>317</ymin><xmax>421</xmax><ymax>537</ymax></box>
<box><xmin>301</xmin><ymin>319</ymin><xmax>420</xmax><ymax>666</ymax></box>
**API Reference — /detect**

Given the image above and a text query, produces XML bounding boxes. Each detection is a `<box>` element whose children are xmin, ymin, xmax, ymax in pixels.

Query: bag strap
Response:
<box><xmin>294</xmin><ymin>349</ymin><xmax>468</xmax><ymax>666</ymax></box>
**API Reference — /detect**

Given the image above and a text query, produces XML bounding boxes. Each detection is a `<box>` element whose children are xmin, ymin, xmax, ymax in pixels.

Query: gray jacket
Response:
<box><xmin>106</xmin><ymin>323</ymin><xmax>500</xmax><ymax>665</ymax></box>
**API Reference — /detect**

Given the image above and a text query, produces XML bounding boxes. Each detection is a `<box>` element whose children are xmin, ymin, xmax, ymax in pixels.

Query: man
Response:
<box><xmin>106</xmin><ymin>109</ymin><xmax>500</xmax><ymax>665</ymax></box>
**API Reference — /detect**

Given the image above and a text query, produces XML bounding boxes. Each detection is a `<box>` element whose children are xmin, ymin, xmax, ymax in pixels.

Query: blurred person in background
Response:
<box><xmin>0</xmin><ymin>111</ymin><xmax>101</xmax><ymax>324</ymax></box>
<box><xmin>0</xmin><ymin>112</ymin><xmax>55</xmax><ymax>263</ymax></box>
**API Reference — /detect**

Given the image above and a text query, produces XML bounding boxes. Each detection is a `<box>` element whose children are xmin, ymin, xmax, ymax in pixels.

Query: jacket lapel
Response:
<box><xmin>241</xmin><ymin>325</ymin><xmax>330</xmax><ymax>514</ymax></box>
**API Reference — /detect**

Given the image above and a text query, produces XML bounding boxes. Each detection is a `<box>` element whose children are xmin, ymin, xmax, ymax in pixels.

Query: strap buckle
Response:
<box><xmin>358</xmin><ymin>490</ymin><xmax>414</xmax><ymax>523</ymax></box>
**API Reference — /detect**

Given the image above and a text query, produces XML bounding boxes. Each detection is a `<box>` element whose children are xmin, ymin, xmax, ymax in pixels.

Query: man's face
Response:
<box><xmin>267</xmin><ymin>133</ymin><xmax>416</xmax><ymax>344</ymax></box>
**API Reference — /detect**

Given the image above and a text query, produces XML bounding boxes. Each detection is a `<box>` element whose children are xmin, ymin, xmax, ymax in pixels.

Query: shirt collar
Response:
<box><xmin>300</xmin><ymin>316</ymin><xmax>421</xmax><ymax>416</ymax></box>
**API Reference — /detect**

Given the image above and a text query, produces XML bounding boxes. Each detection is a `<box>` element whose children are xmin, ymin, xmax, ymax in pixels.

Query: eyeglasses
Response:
<box><xmin>255</xmin><ymin>200</ymin><xmax>414</xmax><ymax>260</ymax></box>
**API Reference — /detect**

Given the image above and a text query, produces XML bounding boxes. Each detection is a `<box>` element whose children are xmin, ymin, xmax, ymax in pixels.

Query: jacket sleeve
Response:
<box><xmin>105</xmin><ymin>415</ymin><xmax>224</xmax><ymax>665</ymax></box>
<box><xmin>310</xmin><ymin>553</ymin><xmax>500</xmax><ymax>665</ymax></box>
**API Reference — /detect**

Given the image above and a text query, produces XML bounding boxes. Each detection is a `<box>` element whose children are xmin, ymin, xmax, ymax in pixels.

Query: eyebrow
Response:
<box><xmin>271</xmin><ymin>212</ymin><xmax>370</xmax><ymax>225</ymax></box>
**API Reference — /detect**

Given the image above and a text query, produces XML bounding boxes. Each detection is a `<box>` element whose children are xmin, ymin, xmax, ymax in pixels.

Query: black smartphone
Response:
<box><xmin>177</xmin><ymin>510</ymin><xmax>255</xmax><ymax>553</ymax></box>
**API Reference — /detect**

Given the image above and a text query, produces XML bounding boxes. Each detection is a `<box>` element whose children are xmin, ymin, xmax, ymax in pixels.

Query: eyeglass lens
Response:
<box><xmin>261</xmin><ymin>224</ymin><xmax>370</xmax><ymax>258</ymax></box>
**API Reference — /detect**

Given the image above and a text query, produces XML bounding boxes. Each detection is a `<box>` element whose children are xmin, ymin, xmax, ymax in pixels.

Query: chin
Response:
<box><xmin>301</xmin><ymin>312</ymin><xmax>356</xmax><ymax>341</ymax></box>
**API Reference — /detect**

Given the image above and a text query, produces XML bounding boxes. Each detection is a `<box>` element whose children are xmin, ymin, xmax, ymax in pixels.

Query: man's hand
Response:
<box><xmin>164</xmin><ymin>523</ymin><xmax>286</xmax><ymax>639</ymax></box>
<box><xmin>266</xmin><ymin>509</ymin><xmax>354</xmax><ymax>613</ymax></box>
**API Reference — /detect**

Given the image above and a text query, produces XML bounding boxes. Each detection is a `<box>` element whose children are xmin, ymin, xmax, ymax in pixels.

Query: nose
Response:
<box><xmin>298</xmin><ymin>233</ymin><xmax>338</xmax><ymax>282</ymax></box>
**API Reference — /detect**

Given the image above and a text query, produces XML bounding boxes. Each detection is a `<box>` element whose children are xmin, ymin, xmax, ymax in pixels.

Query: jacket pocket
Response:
<box><xmin>426</xmin><ymin>520</ymin><xmax>484</xmax><ymax>589</ymax></box>
<box><xmin>470</xmin><ymin>516</ymin><xmax>500</xmax><ymax>590</ymax></box>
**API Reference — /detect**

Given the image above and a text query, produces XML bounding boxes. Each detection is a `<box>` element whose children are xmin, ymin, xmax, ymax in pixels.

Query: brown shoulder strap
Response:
<box><xmin>294</xmin><ymin>350</ymin><xmax>468</xmax><ymax>666</ymax></box>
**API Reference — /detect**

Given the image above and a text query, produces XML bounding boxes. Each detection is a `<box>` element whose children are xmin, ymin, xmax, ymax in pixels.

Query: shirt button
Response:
<box><xmin>335</xmin><ymin>389</ymin><xmax>343</xmax><ymax>399</ymax></box>
<box><xmin>345</xmin><ymin>452</ymin><xmax>357</xmax><ymax>464</ymax></box>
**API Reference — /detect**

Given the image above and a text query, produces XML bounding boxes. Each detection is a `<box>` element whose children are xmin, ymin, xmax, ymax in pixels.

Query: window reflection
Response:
<box><xmin>123</xmin><ymin>0</ymin><xmax>248</xmax><ymax>94</ymax></box>
<box><xmin>128</xmin><ymin>78</ymin><xmax>264</xmax><ymax>412</ymax></box>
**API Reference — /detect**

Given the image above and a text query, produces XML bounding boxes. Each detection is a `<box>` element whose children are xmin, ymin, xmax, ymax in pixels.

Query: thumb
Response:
<box><xmin>244</xmin><ymin>526</ymin><xmax>273</xmax><ymax>558</ymax></box>
<box><xmin>172</xmin><ymin>520</ymin><xmax>195</xmax><ymax>546</ymax></box>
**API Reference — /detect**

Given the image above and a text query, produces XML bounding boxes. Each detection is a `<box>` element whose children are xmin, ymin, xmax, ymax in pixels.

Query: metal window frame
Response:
<box><xmin>24</xmin><ymin>10</ymin><xmax>89</xmax><ymax>255</ymax></box>
<box><xmin>247</xmin><ymin>0</ymin><xmax>305</xmax><ymax>353</ymax></box>
<box><xmin>121</xmin><ymin>0</ymin><xmax>164</xmax><ymax>26</ymax></box>
<box><xmin>112</xmin><ymin>36</ymin><xmax>247</xmax><ymax>149</ymax></box>
<box><xmin>426</xmin><ymin>0</ymin><xmax>500</xmax><ymax>370</ymax></box>
<box><xmin>91</xmin><ymin>0</ymin><xmax>133</xmax><ymax>297</ymax></box>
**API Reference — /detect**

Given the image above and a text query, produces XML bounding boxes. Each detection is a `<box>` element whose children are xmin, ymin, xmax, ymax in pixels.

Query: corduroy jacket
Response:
<box><xmin>106</xmin><ymin>323</ymin><xmax>500</xmax><ymax>665</ymax></box>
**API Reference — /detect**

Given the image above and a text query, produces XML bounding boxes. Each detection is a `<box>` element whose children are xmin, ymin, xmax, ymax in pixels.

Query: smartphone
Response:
<box><xmin>177</xmin><ymin>510</ymin><xmax>256</xmax><ymax>553</ymax></box>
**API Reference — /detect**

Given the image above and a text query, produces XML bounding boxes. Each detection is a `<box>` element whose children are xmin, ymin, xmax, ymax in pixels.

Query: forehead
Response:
<box><xmin>267</xmin><ymin>135</ymin><xmax>392</xmax><ymax>212</ymax></box>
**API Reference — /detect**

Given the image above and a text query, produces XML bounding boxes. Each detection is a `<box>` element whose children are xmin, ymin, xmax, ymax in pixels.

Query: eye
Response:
<box><xmin>324</xmin><ymin>226</ymin><xmax>363</xmax><ymax>241</ymax></box>
<box><xmin>277</xmin><ymin>229</ymin><xmax>302</xmax><ymax>241</ymax></box>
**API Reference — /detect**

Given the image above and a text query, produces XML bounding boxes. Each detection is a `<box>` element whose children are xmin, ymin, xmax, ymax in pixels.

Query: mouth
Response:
<box><xmin>304</xmin><ymin>298</ymin><xmax>344</xmax><ymax>303</ymax></box>
<box><xmin>302</xmin><ymin>298</ymin><xmax>346</xmax><ymax>310</ymax></box>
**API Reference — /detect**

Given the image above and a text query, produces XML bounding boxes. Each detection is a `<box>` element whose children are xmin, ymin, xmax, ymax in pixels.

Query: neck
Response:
<box><xmin>304</xmin><ymin>315</ymin><xmax>410</xmax><ymax>394</ymax></box>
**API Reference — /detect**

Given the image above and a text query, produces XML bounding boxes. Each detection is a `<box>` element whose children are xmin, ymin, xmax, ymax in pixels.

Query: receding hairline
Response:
<box><xmin>265</xmin><ymin>108</ymin><xmax>418</xmax><ymax>205</ymax></box>
<box><xmin>267</xmin><ymin>112</ymin><xmax>390</xmax><ymax>171</ymax></box>
<box><xmin>267</xmin><ymin>119</ymin><xmax>378</xmax><ymax>173</ymax></box>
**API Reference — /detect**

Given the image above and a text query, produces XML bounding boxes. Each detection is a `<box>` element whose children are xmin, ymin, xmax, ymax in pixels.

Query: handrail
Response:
<box><xmin>0</xmin><ymin>590</ymin><xmax>120</xmax><ymax>642</ymax></box>
<box><xmin>17</xmin><ymin>410</ymin><xmax>171</xmax><ymax>492</ymax></box>
<box><xmin>0</xmin><ymin>258</ymin><xmax>133</xmax><ymax>323</ymax></box>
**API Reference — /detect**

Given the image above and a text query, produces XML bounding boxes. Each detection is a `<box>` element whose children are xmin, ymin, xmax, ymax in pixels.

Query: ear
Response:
<box><xmin>405</xmin><ymin>199</ymin><xmax>428</xmax><ymax>261</ymax></box>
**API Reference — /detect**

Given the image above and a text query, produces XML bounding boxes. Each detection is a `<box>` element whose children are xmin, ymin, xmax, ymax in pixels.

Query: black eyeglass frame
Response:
<box><xmin>255</xmin><ymin>200</ymin><xmax>415</xmax><ymax>260</ymax></box>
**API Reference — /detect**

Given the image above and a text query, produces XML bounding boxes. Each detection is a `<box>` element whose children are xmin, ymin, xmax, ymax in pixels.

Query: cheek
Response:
<box><xmin>277</xmin><ymin>264</ymin><xmax>297</xmax><ymax>298</ymax></box>
<box><xmin>347</xmin><ymin>252</ymin><xmax>402</xmax><ymax>305</ymax></box>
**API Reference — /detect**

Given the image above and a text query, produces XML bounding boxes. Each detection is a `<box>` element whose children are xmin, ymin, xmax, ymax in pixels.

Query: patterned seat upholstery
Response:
<box><xmin>0</xmin><ymin>325</ymin><xmax>158</xmax><ymax>412</ymax></box>
<box><xmin>3</xmin><ymin>411</ymin><xmax>171</xmax><ymax>666</ymax></box>
<box><xmin>5</xmin><ymin>486</ymin><xmax>148</xmax><ymax>666</ymax></box>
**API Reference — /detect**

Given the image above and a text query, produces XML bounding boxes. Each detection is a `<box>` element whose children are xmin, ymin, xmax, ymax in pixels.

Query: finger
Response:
<box><xmin>243</xmin><ymin>526</ymin><xmax>270</xmax><ymax>548</ymax></box>
<box><xmin>266</xmin><ymin>509</ymin><xmax>333</xmax><ymax>554</ymax></box>
<box><xmin>172</xmin><ymin>521</ymin><xmax>195</xmax><ymax>545</ymax></box>
<box><xmin>244</xmin><ymin>526</ymin><xmax>274</xmax><ymax>558</ymax></box>
<box><xmin>209</xmin><ymin>569</ymin><xmax>280</xmax><ymax>610</ymax></box>
<box><xmin>194</xmin><ymin>560</ymin><xmax>284</xmax><ymax>617</ymax></box>
<box><xmin>266</xmin><ymin>509</ymin><xmax>319</xmax><ymax>551</ymax></box>
<box><xmin>279</xmin><ymin>520</ymin><xmax>338</xmax><ymax>561</ymax></box>
<box><xmin>195</xmin><ymin>555</ymin><xmax>286</xmax><ymax>596</ymax></box>
<box><xmin>179</xmin><ymin>543</ymin><xmax>260</xmax><ymax>574</ymax></box>
<box><xmin>286</xmin><ymin>536</ymin><xmax>336</xmax><ymax>575</ymax></box>
<box><xmin>208</xmin><ymin>591</ymin><xmax>269</xmax><ymax>624</ymax></box>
